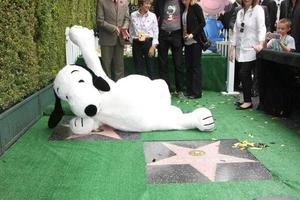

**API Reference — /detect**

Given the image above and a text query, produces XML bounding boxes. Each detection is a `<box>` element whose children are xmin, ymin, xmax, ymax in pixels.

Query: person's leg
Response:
<box><xmin>100</xmin><ymin>46</ymin><xmax>114</xmax><ymax>78</ymax></box>
<box><xmin>170</xmin><ymin>32</ymin><xmax>184</xmax><ymax>92</ymax></box>
<box><xmin>190</xmin><ymin>43</ymin><xmax>202</xmax><ymax>97</ymax></box>
<box><xmin>238</xmin><ymin>61</ymin><xmax>255</xmax><ymax>108</ymax></box>
<box><xmin>252</xmin><ymin>60</ymin><xmax>259</xmax><ymax>97</ymax></box>
<box><xmin>144</xmin><ymin>40</ymin><xmax>156</xmax><ymax>80</ymax></box>
<box><xmin>234</xmin><ymin>60</ymin><xmax>241</xmax><ymax>91</ymax></box>
<box><xmin>158</xmin><ymin>35</ymin><xmax>171</xmax><ymax>87</ymax></box>
<box><xmin>132</xmin><ymin>40</ymin><xmax>145</xmax><ymax>76</ymax></box>
<box><xmin>112</xmin><ymin>41</ymin><xmax>125</xmax><ymax>81</ymax></box>
<box><xmin>185</xmin><ymin>44</ymin><xmax>193</xmax><ymax>95</ymax></box>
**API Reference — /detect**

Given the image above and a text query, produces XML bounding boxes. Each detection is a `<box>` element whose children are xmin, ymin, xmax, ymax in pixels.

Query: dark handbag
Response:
<box><xmin>199</xmin><ymin>30</ymin><xmax>211</xmax><ymax>51</ymax></box>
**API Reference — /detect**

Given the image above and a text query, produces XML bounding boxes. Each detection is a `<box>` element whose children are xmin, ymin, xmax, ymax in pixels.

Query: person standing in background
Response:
<box><xmin>218</xmin><ymin>0</ymin><xmax>242</xmax><ymax>30</ymax></box>
<box><xmin>154</xmin><ymin>0</ymin><xmax>186</xmax><ymax>99</ymax></box>
<box><xmin>280</xmin><ymin>0</ymin><xmax>300</xmax><ymax>52</ymax></box>
<box><xmin>129</xmin><ymin>0</ymin><xmax>159</xmax><ymax>79</ymax></box>
<box><xmin>229</xmin><ymin>0</ymin><xmax>266</xmax><ymax>109</ymax></box>
<box><xmin>260</xmin><ymin>0</ymin><xmax>278</xmax><ymax>32</ymax></box>
<box><xmin>96</xmin><ymin>0</ymin><xmax>130</xmax><ymax>81</ymax></box>
<box><xmin>181</xmin><ymin>0</ymin><xmax>206</xmax><ymax>99</ymax></box>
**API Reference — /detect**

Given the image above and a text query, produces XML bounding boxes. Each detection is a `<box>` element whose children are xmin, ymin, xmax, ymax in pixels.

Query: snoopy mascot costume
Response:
<box><xmin>48</xmin><ymin>26</ymin><xmax>215</xmax><ymax>134</ymax></box>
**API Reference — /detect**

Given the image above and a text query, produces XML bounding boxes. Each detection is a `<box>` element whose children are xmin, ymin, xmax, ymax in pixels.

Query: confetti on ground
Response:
<box><xmin>232</xmin><ymin>140</ymin><xmax>269</xmax><ymax>150</ymax></box>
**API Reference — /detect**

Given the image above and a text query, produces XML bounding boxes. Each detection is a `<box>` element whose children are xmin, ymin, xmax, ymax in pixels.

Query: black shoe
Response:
<box><xmin>177</xmin><ymin>91</ymin><xmax>186</xmax><ymax>99</ymax></box>
<box><xmin>236</xmin><ymin>104</ymin><xmax>253</xmax><ymax>110</ymax></box>
<box><xmin>188</xmin><ymin>95</ymin><xmax>202</xmax><ymax>99</ymax></box>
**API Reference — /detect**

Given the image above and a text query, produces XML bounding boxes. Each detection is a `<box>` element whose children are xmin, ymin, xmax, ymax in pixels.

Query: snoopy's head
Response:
<box><xmin>48</xmin><ymin>65</ymin><xmax>110</xmax><ymax>128</ymax></box>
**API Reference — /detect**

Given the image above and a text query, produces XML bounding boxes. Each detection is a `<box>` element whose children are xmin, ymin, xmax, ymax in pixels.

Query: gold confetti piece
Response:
<box><xmin>281</xmin><ymin>144</ymin><xmax>285</xmax><ymax>147</ymax></box>
<box><xmin>232</xmin><ymin>140</ymin><xmax>268</xmax><ymax>150</ymax></box>
<box><xmin>211</xmin><ymin>138</ymin><xmax>217</xmax><ymax>141</ymax></box>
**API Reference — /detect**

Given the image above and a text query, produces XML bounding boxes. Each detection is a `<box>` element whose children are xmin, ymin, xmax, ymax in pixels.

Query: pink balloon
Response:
<box><xmin>198</xmin><ymin>0</ymin><xmax>229</xmax><ymax>15</ymax></box>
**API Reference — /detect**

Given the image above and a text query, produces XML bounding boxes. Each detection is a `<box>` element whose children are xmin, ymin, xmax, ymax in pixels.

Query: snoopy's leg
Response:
<box><xmin>69</xmin><ymin>117</ymin><xmax>99</xmax><ymax>134</ymax></box>
<box><xmin>68</xmin><ymin>26</ymin><xmax>114</xmax><ymax>86</ymax></box>
<box><xmin>153</xmin><ymin>107</ymin><xmax>215</xmax><ymax>132</ymax></box>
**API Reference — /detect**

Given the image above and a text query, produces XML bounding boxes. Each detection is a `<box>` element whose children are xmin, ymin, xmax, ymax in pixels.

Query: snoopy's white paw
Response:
<box><xmin>69</xmin><ymin>117</ymin><xmax>96</xmax><ymax>134</ymax></box>
<box><xmin>69</xmin><ymin>26</ymin><xmax>94</xmax><ymax>47</ymax></box>
<box><xmin>193</xmin><ymin>108</ymin><xmax>215</xmax><ymax>131</ymax></box>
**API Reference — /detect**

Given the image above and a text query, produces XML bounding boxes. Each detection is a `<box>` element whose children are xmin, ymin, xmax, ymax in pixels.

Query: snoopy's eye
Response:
<box><xmin>66</xmin><ymin>96</ymin><xmax>69</xmax><ymax>100</ymax></box>
<box><xmin>79</xmin><ymin>79</ymin><xmax>85</xmax><ymax>83</ymax></box>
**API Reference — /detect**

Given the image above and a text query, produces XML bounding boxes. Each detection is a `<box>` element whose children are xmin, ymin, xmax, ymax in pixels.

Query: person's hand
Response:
<box><xmin>186</xmin><ymin>33</ymin><xmax>193</xmax><ymax>39</ymax></box>
<box><xmin>120</xmin><ymin>28</ymin><xmax>129</xmax><ymax>40</ymax></box>
<box><xmin>229</xmin><ymin>46</ymin><xmax>235</xmax><ymax>62</ymax></box>
<box><xmin>265</xmin><ymin>32</ymin><xmax>272</xmax><ymax>41</ymax></box>
<box><xmin>253</xmin><ymin>44</ymin><xmax>263</xmax><ymax>52</ymax></box>
<box><xmin>148</xmin><ymin>46</ymin><xmax>156</xmax><ymax>57</ymax></box>
<box><xmin>114</xmin><ymin>27</ymin><xmax>120</xmax><ymax>36</ymax></box>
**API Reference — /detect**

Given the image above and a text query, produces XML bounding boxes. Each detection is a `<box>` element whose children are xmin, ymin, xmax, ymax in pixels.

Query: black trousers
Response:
<box><xmin>237</xmin><ymin>60</ymin><xmax>256</xmax><ymax>102</ymax></box>
<box><xmin>185</xmin><ymin>43</ymin><xmax>202</xmax><ymax>97</ymax></box>
<box><xmin>132</xmin><ymin>39</ymin><xmax>156</xmax><ymax>80</ymax></box>
<box><xmin>158</xmin><ymin>30</ymin><xmax>185</xmax><ymax>92</ymax></box>
<box><xmin>234</xmin><ymin>60</ymin><xmax>241</xmax><ymax>91</ymax></box>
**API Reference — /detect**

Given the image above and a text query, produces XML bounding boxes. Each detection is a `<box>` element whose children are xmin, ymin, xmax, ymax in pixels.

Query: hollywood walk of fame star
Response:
<box><xmin>65</xmin><ymin>124</ymin><xmax>122</xmax><ymax>140</ymax></box>
<box><xmin>147</xmin><ymin>141</ymin><xmax>258</xmax><ymax>181</ymax></box>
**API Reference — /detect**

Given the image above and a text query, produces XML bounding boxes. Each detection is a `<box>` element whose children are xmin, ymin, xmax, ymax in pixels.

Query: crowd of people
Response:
<box><xmin>96</xmin><ymin>0</ymin><xmax>300</xmax><ymax>104</ymax></box>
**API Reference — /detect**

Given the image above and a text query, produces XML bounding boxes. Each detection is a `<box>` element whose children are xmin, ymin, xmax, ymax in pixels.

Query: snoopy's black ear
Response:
<box><xmin>74</xmin><ymin>64</ymin><xmax>110</xmax><ymax>92</ymax></box>
<box><xmin>48</xmin><ymin>91</ymin><xmax>64</xmax><ymax>128</ymax></box>
<box><xmin>93</xmin><ymin>76</ymin><xmax>110</xmax><ymax>91</ymax></box>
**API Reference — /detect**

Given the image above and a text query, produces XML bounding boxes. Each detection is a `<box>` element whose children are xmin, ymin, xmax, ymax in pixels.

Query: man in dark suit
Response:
<box><xmin>280</xmin><ymin>0</ymin><xmax>300</xmax><ymax>52</ymax></box>
<box><xmin>218</xmin><ymin>0</ymin><xmax>241</xmax><ymax>30</ymax></box>
<box><xmin>154</xmin><ymin>0</ymin><xmax>186</xmax><ymax>98</ymax></box>
<box><xmin>261</xmin><ymin>0</ymin><xmax>278</xmax><ymax>32</ymax></box>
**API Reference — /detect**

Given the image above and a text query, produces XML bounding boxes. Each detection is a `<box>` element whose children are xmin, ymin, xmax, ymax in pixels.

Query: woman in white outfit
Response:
<box><xmin>229</xmin><ymin>0</ymin><xmax>266</xmax><ymax>109</ymax></box>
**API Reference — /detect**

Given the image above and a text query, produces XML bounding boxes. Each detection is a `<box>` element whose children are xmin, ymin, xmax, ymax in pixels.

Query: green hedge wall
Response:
<box><xmin>0</xmin><ymin>0</ymin><xmax>96</xmax><ymax>112</ymax></box>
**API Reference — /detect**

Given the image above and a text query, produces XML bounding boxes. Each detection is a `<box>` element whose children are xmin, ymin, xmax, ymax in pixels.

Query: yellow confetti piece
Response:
<box><xmin>281</xmin><ymin>144</ymin><xmax>285</xmax><ymax>147</ymax></box>
<box><xmin>211</xmin><ymin>138</ymin><xmax>217</xmax><ymax>141</ymax></box>
<box><xmin>264</xmin><ymin>121</ymin><xmax>268</xmax><ymax>124</ymax></box>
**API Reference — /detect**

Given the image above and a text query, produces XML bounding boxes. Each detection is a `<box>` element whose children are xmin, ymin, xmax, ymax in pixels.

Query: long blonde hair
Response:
<box><xmin>190</xmin><ymin>0</ymin><xmax>197</xmax><ymax>5</ymax></box>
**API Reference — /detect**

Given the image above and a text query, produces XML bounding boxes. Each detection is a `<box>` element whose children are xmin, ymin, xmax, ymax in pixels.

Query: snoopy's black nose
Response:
<box><xmin>84</xmin><ymin>104</ymin><xmax>97</xmax><ymax>117</ymax></box>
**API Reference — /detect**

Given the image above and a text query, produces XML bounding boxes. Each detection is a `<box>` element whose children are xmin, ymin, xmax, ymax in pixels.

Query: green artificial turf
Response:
<box><xmin>1</xmin><ymin>91</ymin><xmax>300</xmax><ymax>200</ymax></box>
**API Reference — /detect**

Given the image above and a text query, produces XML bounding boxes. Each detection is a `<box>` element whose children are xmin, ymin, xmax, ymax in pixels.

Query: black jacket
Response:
<box><xmin>185</xmin><ymin>4</ymin><xmax>206</xmax><ymax>44</ymax></box>
<box><xmin>218</xmin><ymin>2</ymin><xmax>240</xmax><ymax>29</ymax></box>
